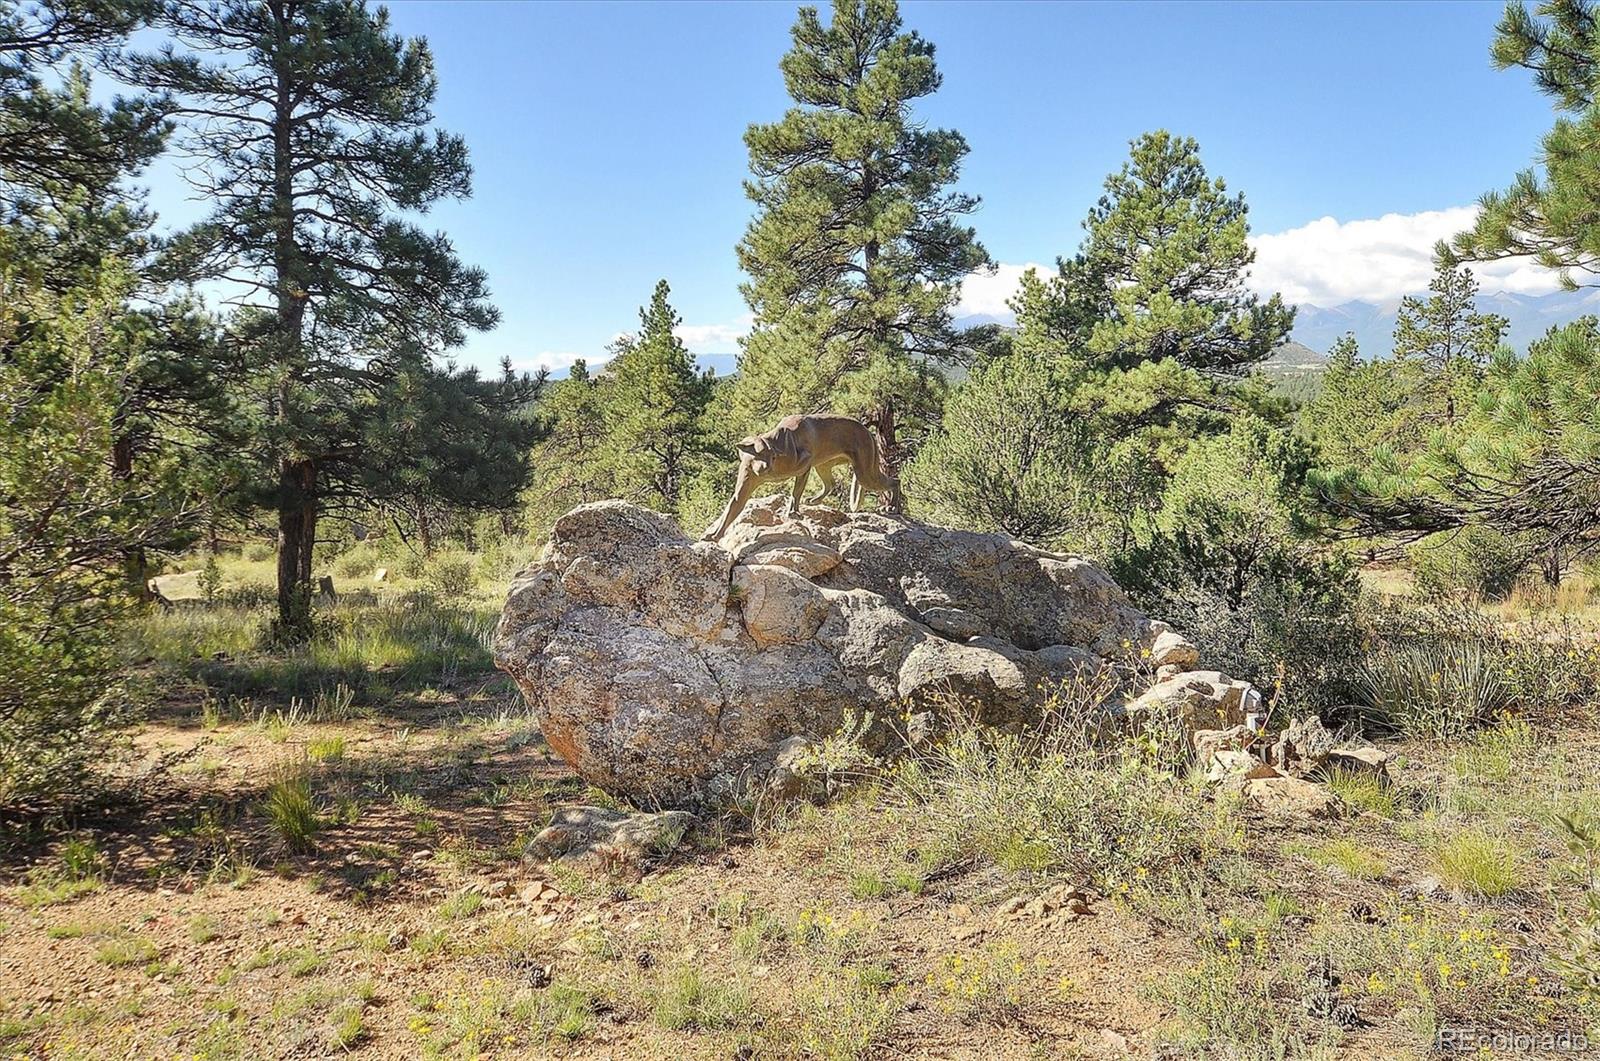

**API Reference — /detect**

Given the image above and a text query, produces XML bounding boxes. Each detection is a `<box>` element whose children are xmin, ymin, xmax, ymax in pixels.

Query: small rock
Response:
<box><xmin>1244</xmin><ymin>775</ymin><xmax>1343</xmax><ymax>819</ymax></box>
<box><xmin>1205</xmin><ymin>749</ymin><xmax>1258</xmax><ymax>782</ymax></box>
<box><xmin>1151</xmin><ymin>630</ymin><xmax>1199</xmax><ymax>669</ymax></box>
<box><xmin>485</xmin><ymin>879</ymin><xmax>513</xmax><ymax>899</ymax></box>
<box><xmin>1273</xmin><ymin>716</ymin><xmax>1337</xmax><ymax>776</ymax></box>
<box><xmin>1325</xmin><ymin>744</ymin><xmax>1391</xmax><ymax>778</ymax></box>
<box><xmin>1193</xmin><ymin>724</ymin><xmax>1254</xmax><ymax>759</ymax></box>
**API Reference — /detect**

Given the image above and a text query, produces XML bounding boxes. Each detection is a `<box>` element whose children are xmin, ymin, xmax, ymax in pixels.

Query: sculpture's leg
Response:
<box><xmin>705</xmin><ymin>472</ymin><xmax>758</xmax><ymax>540</ymax></box>
<box><xmin>807</xmin><ymin>462</ymin><xmax>837</xmax><ymax>503</ymax></box>
<box><xmin>788</xmin><ymin>467</ymin><xmax>809</xmax><ymax>518</ymax></box>
<box><xmin>850</xmin><ymin>474</ymin><xmax>863</xmax><ymax>512</ymax></box>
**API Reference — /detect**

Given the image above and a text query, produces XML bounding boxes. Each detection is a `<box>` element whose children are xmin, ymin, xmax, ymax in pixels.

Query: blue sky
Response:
<box><xmin>133</xmin><ymin>0</ymin><xmax>1560</xmax><ymax>373</ymax></box>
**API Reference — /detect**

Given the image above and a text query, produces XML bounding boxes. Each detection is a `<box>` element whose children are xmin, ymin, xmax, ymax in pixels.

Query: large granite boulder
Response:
<box><xmin>494</xmin><ymin>497</ymin><xmax>1203</xmax><ymax>806</ymax></box>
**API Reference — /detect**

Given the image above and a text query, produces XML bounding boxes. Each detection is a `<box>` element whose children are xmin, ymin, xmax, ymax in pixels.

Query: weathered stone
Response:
<box><xmin>1275</xmin><ymin>716</ymin><xmax>1338</xmax><ymax>776</ymax></box>
<box><xmin>1325</xmin><ymin>744</ymin><xmax>1392</xmax><ymax>778</ymax></box>
<box><xmin>1205</xmin><ymin>749</ymin><xmax>1258</xmax><ymax>782</ymax></box>
<box><xmin>496</xmin><ymin>497</ymin><xmax>1210</xmax><ymax>806</ymax></box>
<box><xmin>1125</xmin><ymin>671</ymin><xmax>1262</xmax><ymax>741</ymax></box>
<box><xmin>765</xmin><ymin>735</ymin><xmax>821</xmax><ymax>802</ymax></box>
<box><xmin>528</xmin><ymin>806</ymin><xmax>696</xmax><ymax>860</ymax></box>
<box><xmin>1151</xmin><ymin>629</ymin><xmax>1199</xmax><ymax>669</ymax></box>
<box><xmin>731</xmin><ymin>563</ymin><xmax>832</xmax><ymax>647</ymax></box>
<box><xmin>1244</xmin><ymin>776</ymin><xmax>1343</xmax><ymax>818</ymax></box>
<box><xmin>1193</xmin><ymin>724</ymin><xmax>1255</xmax><ymax>759</ymax></box>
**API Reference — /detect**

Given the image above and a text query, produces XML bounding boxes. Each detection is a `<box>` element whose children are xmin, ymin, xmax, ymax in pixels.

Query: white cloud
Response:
<box><xmin>955</xmin><ymin>262</ymin><xmax>1052</xmax><ymax>318</ymax></box>
<box><xmin>1247</xmin><ymin>207</ymin><xmax>1564</xmax><ymax>306</ymax></box>
<box><xmin>510</xmin><ymin>350</ymin><xmax>592</xmax><ymax>374</ymax></box>
<box><xmin>675</xmin><ymin>312</ymin><xmax>753</xmax><ymax>354</ymax></box>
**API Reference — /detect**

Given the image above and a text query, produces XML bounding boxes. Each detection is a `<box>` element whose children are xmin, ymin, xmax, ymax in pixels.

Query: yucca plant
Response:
<box><xmin>1357</xmin><ymin>641</ymin><xmax>1509</xmax><ymax>739</ymax></box>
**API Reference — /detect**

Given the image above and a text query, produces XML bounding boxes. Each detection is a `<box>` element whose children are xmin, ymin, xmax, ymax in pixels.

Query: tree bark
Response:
<box><xmin>111</xmin><ymin>431</ymin><xmax>152</xmax><ymax>602</ymax></box>
<box><xmin>1542</xmin><ymin>543</ymin><xmax>1564</xmax><ymax>587</ymax></box>
<box><xmin>275</xmin><ymin>457</ymin><xmax>316</xmax><ymax>635</ymax></box>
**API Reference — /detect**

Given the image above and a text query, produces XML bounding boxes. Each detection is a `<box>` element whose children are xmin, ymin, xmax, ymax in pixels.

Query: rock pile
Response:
<box><xmin>1192</xmin><ymin>713</ymin><xmax>1396</xmax><ymax>818</ymax></box>
<box><xmin>495</xmin><ymin>497</ymin><xmax>1221</xmax><ymax>806</ymax></box>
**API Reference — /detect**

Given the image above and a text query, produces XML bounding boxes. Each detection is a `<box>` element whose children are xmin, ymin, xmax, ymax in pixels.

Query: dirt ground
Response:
<box><xmin>2</xmin><ymin>671</ymin><xmax>1597</xmax><ymax>1059</ymax></box>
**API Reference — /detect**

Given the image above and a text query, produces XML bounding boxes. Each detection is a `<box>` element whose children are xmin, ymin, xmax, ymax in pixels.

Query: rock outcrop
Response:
<box><xmin>495</xmin><ymin>497</ymin><xmax>1202</xmax><ymax>806</ymax></box>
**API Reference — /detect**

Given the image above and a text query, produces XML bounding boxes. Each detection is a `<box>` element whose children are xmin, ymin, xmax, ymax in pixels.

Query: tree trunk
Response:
<box><xmin>275</xmin><ymin>457</ymin><xmax>317</xmax><ymax>637</ymax></box>
<box><xmin>1542</xmin><ymin>543</ymin><xmax>1564</xmax><ymax>587</ymax></box>
<box><xmin>874</xmin><ymin>401</ymin><xmax>899</xmax><ymax>472</ymax></box>
<box><xmin>111</xmin><ymin>431</ymin><xmax>153</xmax><ymax>603</ymax></box>
<box><xmin>416</xmin><ymin>503</ymin><xmax>434</xmax><ymax>556</ymax></box>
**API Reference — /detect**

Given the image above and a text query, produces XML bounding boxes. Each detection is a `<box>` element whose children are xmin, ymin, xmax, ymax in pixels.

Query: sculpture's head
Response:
<box><xmin>735</xmin><ymin>435</ymin><xmax>773</xmax><ymax>477</ymax></box>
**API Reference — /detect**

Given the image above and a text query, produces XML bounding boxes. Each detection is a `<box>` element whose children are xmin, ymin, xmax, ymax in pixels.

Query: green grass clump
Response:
<box><xmin>263</xmin><ymin>764</ymin><xmax>321</xmax><ymax>853</ymax></box>
<box><xmin>438</xmin><ymin>889</ymin><xmax>484</xmax><ymax>920</ymax></box>
<box><xmin>96</xmin><ymin>934</ymin><xmax>158</xmax><ymax>967</ymax></box>
<box><xmin>1293</xmin><ymin>838</ymin><xmax>1387</xmax><ymax>880</ymax></box>
<box><xmin>1322</xmin><ymin>766</ymin><xmax>1400</xmax><ymax>818</ymax></box>
<box><xmin>1431</xmin><ymin>830</ymin><xmax>1521</xmax><ymax>898</ymax></box>
<box><xmin>306</xmin><ymin>735</ymin><xmax>346</xmax><ymax>763</ymax></box>
<box><xmin>16</xmin><ymin>837</ymin><xmax>106</xmax><ymax>908</ymax></box>
<box><xmin>1358</xmin><ymin>641</ymin><xmax>1508</xmax><ymax>740</ymax></box>
<box><xmin>651</xmin><ymin>965</ymin><xmax>753</xmax><ymax>1032</ymax></box>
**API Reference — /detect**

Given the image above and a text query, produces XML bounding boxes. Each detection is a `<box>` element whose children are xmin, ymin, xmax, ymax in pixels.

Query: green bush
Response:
<box><xmin>1112</xmin><ymin>417</ymin><xmax>1367</xmax><ymax>715</ymax></box>
<box><xmin>1115</xmin><ymin>533</ymin><xmax>1365</xmax><ymax>715</ymax></box>
<box><xmin>1409</xmin><ymin>526</ymin><xmax>1523</xmax><ymax>601</ymax></box>
<box><xmin>332</xmin><ymin>542</ymin><xmax>382</xmax><ymax>580</ymax></box>
<box><xmin>423</xmin><ymin>551</ymin><xmax>477</xmax><ymax>598</ymax></box>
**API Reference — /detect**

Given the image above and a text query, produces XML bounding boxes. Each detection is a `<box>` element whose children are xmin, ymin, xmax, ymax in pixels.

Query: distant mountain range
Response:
<box><xmin>1287</xmin><ymin>287</ymin><xmax>1600</xmax><ymax>359</ymax></box>
<box><xmin>686</xmin><ymin>287</ymin><xmax>1600</xmax><ymax>380</ymax></box>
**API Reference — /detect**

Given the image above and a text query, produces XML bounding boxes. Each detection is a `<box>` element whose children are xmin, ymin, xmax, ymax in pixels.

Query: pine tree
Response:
<box><xmin>1391</xmin><ymin>262</ymin><xmax>1506</xmax><ymax>423</ymax></box>
<box><xmin>1444</xmin><ymin>0</ymin><xmax>1600</xmax><ymax>286</ymax></box>
<box><xmin>121</xmin><ymin>0</ymin><xmax>517</xmax><ymax>636</ymax></box>
<box><xmin>732</xmin><ymin>0</ymin><xmax>990</xmax><ymax>461</ymax></box>
<box><xmin>1061</xmin><ymin>131</ymin><xmax>1294</xmax><ymax>375</ymax></box>
<box><xmin>1315</xmin><ymin>318</ymin><xmax>1600</xmax><ymax>580</ymax></box>
<box><xmin>602</xmin><ymin>281</ymin><xmax>714</xmax><ymax>515</ymax></box>
<box><xmin>0</xmin><ymin>0</ymin><xmax>166</xmax><ymax>210</ymax></box>
<box><xmin>524</xmin><ymin>359</ymin><xmax>614</xmax><ymax>533</ymax></box>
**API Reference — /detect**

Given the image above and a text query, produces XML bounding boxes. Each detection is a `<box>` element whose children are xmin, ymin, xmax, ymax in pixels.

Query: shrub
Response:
<box><xmin>1365</xmin><ymin>599</ymin><xmax>1600</xmax><ymax>726</ymax></box>
<box><xmin>888</xmin><ymin>726</ymin><xmax>1228</xmax><ymax>889</ymax></box>
<box><xmin>332</xmin><ymin>543</ymin><xmax>381</xmax><ymax>581</ymax></box>
<box><xmin>1409</xmin><ymin>526</ymin><xmax>1523</xmax><ymax>601</ymax></box>
<box><xmin>650</xmin><ymin>965</ymin><xmax>753</xmax><ymax>1032</ymax></box>
<box><xmin>925</xmin><ymin>941</ymin><xmax>1034</xmax><ymax>1024</ymax></box>
<box><xmin>1113</xmin><ymin>417</ymin><xmax>1369</xmax><ymax>716</ymax></box>
<box><xmin>423</xmin><ymin>551</ymin><xmax>477</xmax><ymax>598</ymax></box>
<box><xmin>1551</xmin><ymin>814</ymin><xmax>1600</xmax><ymax>1001</ymax></box>
<box><xmin>795</xmin><ymin>967</ymin><xmax>903</xmax><ymax>1061</ymax></box>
